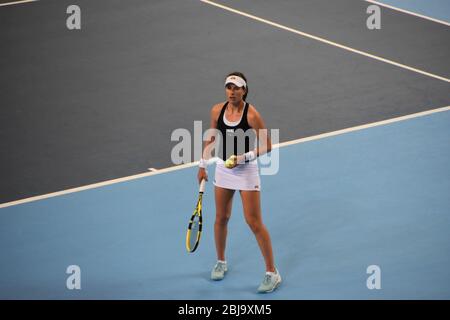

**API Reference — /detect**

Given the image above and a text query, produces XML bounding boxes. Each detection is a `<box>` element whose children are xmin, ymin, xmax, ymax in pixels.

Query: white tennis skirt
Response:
<box><xmin>213</xmin><ymin>159</ymin><xmax>261</xmax><ymax>191</ymax></box>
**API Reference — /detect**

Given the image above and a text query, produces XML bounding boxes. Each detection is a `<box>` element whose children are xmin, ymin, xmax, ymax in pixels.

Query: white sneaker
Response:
<box><xmin>211</xmin><ymin>261</ymin><xmax>228</xmax><ymax>280</ymax></box>
<box><xmin>257</xmin><ymin>268</ymin><xmax>282</xmax><ymax>293</ymax></box>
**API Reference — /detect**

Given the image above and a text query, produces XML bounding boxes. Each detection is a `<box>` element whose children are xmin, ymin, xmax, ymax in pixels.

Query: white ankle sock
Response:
<box><xmin>266</xmin><ymin>268</ymin><xmax>278</xmax><ymax>275</ymax></box>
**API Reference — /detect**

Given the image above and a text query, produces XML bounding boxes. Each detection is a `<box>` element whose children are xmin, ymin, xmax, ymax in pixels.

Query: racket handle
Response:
<box><xmin>199</xmin><ymin>179</ymin><xmax>206</xmax><ymax>193</ymax></box>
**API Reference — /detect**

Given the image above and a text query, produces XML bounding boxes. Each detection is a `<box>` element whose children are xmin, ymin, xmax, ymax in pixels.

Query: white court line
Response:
<box><xmin>0</xmin><ymin>0</ymin><xmax>38</xmax><ymax>7</ymax></box>
<box><xmin>0</xmin><ymin>163</ymin><xmax>198</xmax><ymax>209</ymax></box>
<box><xmin>1</xmin><ymin>105</ymin><xmax>449</xmax><ymax>209</ymax></box>
<box><xmin>365</xmin><ymin>0</ymin><xmax>450</xmax><ymax>27</ymax></box>
<box><xmin>278</xmin><ymin>106</ymin><xmax>450</xmax><ymax>148</ymax></box>
<box><xmin>200</xmin><ymin>0</ymin><xmax>450</xmax><ymax>83</ymax></box>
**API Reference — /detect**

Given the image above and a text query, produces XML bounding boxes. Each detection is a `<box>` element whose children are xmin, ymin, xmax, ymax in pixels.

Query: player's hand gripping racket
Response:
<box><xmin>186</xmin><ymin>179</ymin><xmax>206</xmax><ymax>253</ymax></box>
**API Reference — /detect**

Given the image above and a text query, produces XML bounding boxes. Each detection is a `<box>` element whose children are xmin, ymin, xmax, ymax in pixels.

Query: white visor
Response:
<box><xmin>225</xmin><ymin>75</ymin><xmax>246</xmax><ymax>88</ymax></box>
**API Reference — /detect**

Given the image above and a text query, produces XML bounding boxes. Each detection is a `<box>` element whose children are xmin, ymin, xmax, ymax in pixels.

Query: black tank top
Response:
<box><xmin>216</xmin><ymin>101</ymin><xmax>255</xmax><ymax>161</ymax></box>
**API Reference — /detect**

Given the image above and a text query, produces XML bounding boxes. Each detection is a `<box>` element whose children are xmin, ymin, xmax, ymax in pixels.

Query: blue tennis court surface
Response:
<box><xmin>376</xmin><ymin>0</ymin><xmax>450</xmax><ymax>23</ymax></box>
<box><xmin>1</xmin><ymin>110</ymin><xmax>449</xmax><ymax>299</ymax></box>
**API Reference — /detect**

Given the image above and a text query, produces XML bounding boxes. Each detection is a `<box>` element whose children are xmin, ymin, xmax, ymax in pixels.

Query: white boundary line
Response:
<box><xmin>0</xmin><ymin>0</ymin><xmax>38</xmax><ymax>7</ymax></box>
<box><xmin>365</xmin><ymin>0</ymin><xmax>450</xmax><ymax>27</ymax></box>
<box><xmin>1</xmin><ymin>105</ymin><xmax>449</xmax><ymax>209</ymax></box>
<box><xmin>200</xmin><ymin>0</ymin><xmax>450</xmax><ymax>83</ymax></box>
<box><xmin>278</xmin><ymin>106</ymin><xmax>450</xmax><ymax>148</ymax></box>
<box><xmin>0</xmin><ymin>163</ymin><xmax>198</xmax><ymax>209</ymax></box>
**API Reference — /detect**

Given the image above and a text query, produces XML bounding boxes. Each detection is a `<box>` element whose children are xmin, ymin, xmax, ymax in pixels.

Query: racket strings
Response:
<box><xmin>186</xmin><ymin>193</ymin><xmax>204</xmax><ymax>253</ymax></box>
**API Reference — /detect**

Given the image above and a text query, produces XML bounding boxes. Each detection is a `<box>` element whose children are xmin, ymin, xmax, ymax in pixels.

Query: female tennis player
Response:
<box><xmin>197</xmin><ymin>72</ymin><xmax>281</xmax><ymax>293</ymax></box>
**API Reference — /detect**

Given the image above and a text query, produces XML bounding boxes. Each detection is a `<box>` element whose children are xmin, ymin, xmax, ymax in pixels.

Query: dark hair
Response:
<box><xmin>226</xmin><ymin>71</ymin><xmax>248</xmax><ymax>101</ymax></box>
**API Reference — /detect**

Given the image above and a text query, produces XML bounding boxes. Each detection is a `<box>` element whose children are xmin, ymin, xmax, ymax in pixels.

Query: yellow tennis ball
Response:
<box><xmin>225</xmin><ymin>159</ymin><xmax>233</xmax><ymax>168</ymax></box>
<box><xmin>225</xmin><ymin>155</ymin><xmax>236</xmax><ymax>168</ymax></box>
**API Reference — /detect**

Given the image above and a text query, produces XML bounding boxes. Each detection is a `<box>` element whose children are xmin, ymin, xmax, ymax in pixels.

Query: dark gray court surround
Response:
<box><xmin>1</xmin><ymin>0</ymin><xmax>449</xmax><ymax>203</ymax></box>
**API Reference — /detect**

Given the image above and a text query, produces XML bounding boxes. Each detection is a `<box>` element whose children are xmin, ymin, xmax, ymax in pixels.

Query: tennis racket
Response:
<box><xmin>186</xmin><ymin>179</ymin><xmax>206</xmax><ymax>253</ymax></box>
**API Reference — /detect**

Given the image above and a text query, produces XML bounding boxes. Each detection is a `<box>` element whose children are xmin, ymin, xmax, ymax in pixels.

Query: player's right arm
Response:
<box><xmin>197</xmin><ymin>103</ymin><xmax>222</xmax><ymax>183</ymax></box>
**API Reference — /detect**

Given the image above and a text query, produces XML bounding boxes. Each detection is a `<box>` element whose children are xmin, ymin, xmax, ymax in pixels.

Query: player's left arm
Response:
<box><xmin>249</xmin><ymin>105</ymin><xmax>272</xmax><ymax>157</ymax></box>
<box><xmin>235</xmin><ymin>105</ymin><xmax>272</xmax><ymax>164</ymax></box>
<box><xmin>228</xmin><ymin>105</ymin><xmax>272</xmax><ymax>167</ymax></box>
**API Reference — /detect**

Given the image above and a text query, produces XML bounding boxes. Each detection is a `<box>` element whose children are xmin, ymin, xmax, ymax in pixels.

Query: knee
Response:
<box><xmin>215</xmin><ymin>214</ymin><xmax>230</xmax><ymax>226</ymax></box>
<box><xmin>246</xmin><ymin>218</ymin><xmax>263</xmax><ymax>234</ymax></box>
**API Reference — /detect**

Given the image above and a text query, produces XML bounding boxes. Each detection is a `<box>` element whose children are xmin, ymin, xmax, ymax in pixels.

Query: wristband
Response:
<box><xmin>244</xmin><ymin>151</ymin><xmax>256</xmax><ymax>162</ymax></box>
<box><xmin>199</xmin><ymin>158</ymin><xmax>208</xmax><ymax>168</ymax></box>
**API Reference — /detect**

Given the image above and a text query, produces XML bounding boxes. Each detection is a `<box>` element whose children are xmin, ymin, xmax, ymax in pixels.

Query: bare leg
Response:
<box><xmin>214</xmin><ymin>186</ymin><xmax>235</xmax><ymax>261</ymax></box>
<box><xmin>240</xmin><ymin>190</ymin><xmax>275</xmax><ymax>272</ymax></box>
